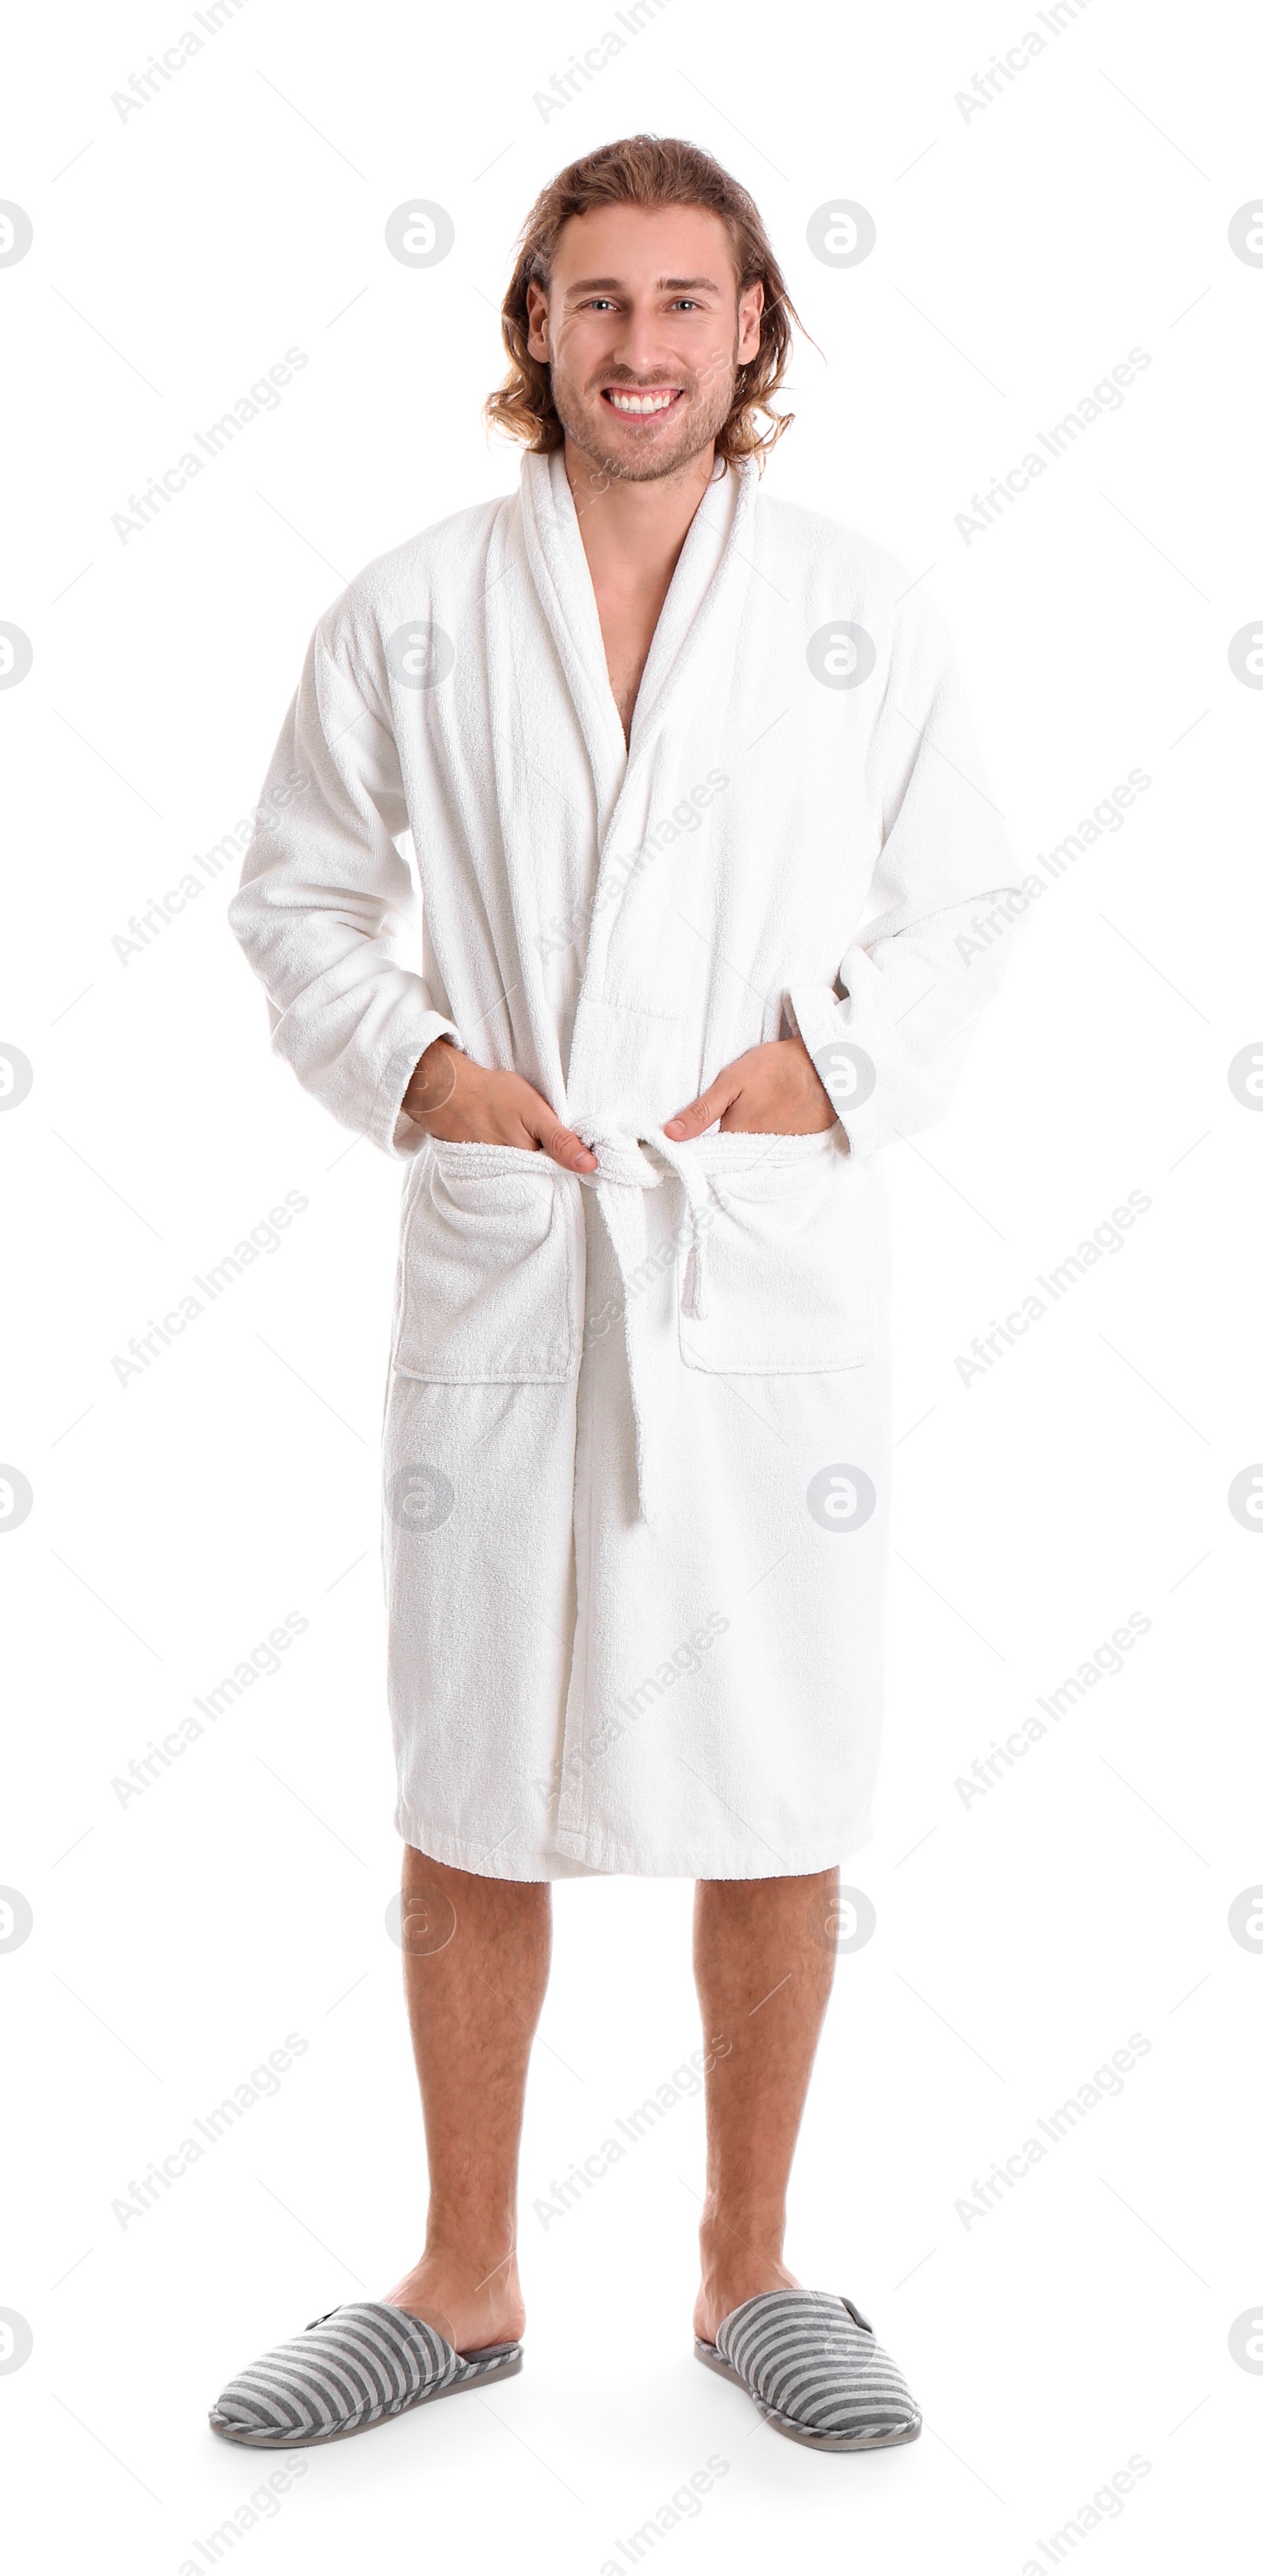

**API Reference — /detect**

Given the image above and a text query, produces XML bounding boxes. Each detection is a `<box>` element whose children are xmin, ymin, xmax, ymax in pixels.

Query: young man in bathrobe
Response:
<box><xmin>212</xmin><ymin>137</ymin><xmax>1018</xmax><ymax>2452</ymax></box>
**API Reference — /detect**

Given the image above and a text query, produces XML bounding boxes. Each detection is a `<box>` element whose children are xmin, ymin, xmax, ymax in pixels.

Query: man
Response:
<box><xmin>211</xmin><ymin>135</ymin><xmax>1018</xmax><ymax>2455</ymax></box>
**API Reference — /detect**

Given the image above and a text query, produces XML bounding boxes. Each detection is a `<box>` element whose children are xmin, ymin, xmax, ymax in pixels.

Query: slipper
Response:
<box><xmin>694</xmin><ymin>2288</ymin><xmax>920</xmax><ymax>2451</ymax></box>
<box><xmin>208</xmin><ymin>2300</ymin><xmax>522</xmax><ymax>2448</ymax></box>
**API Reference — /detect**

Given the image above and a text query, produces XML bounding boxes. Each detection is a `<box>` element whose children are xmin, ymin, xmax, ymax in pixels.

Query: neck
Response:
<box><xmin>562</xmin><ymin>436</ymin><xmax>720</xmax><ymax>591</ymax></box>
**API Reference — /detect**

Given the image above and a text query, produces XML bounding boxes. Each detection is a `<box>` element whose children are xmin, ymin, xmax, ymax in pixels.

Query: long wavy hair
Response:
<box><xmin>485</xmin><ymin>134</ymin><xmax>804</xmax><ymax>466</ymax></box>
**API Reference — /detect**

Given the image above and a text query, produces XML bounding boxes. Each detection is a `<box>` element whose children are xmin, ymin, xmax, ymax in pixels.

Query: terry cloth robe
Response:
<box><xmin>230</xmin><ymin>447</ymin><xmax>1021</xmax><ymax>1881</ymax></box>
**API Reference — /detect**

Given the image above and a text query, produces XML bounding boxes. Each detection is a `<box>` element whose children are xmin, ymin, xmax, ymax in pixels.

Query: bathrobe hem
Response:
<box><xmin>396</xmin><ymin>1809</ymin><xmax>876</xmax><ymax>1885</ymax></box>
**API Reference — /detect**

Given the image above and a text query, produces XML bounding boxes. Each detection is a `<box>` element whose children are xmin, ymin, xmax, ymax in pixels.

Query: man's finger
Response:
<box><xmin>662</xmin><ymin>1078</ymin><xmax>737</xmax><ymax>1140</ymax></box>
<box><xmin>530</xmin><ymin>1113</ymin><xmax>598</xmax><ymax>1172</ymax></box>
<box><xmin>548</xmin><ymin>1126</ymin><xmax>599</xmax><ymax>1171</ymax></box>
<box><xmin>511</xmin><ymin>1079</ymin><xmax>597</xmax><ymax>1171</ymax></box>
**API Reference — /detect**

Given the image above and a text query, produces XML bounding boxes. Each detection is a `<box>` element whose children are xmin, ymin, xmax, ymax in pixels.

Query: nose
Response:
<box><xmin>606</xmin><ymin>308</ymin><xmax>681</xmax><ymax>381</ymax></box>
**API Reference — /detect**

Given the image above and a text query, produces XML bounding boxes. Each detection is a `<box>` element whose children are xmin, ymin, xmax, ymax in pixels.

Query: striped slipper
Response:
<box><xmin>208</xmin><ymin>2301</ymin><xmax>522</xmax><ymax>2448</ymax></box>
<box><xmin>695</xmin><ymin>2289</ymin><xmax>920</xmax><ymax>2451</ymax></box>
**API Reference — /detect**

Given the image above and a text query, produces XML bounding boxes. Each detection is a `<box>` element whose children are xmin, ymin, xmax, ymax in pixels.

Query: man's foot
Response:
<box><xmin>694</xmin><ymin>2232</ymin><xmax>801</xmax><ymax>2346</ymax></box>
<box><xmin>383</xmin><ymin>2245</ymin><xmax>525</xmax><ymax>2358</ymax></box>
<box><xmin>208</xmin><ymin>2302</ymin><xmax>523</xmax><ymax>2448</ymax></box>
<box><xmin>695</xmin><ymin>2289</ymin><xmax>922</xmax><ymax>2451</ymax></box>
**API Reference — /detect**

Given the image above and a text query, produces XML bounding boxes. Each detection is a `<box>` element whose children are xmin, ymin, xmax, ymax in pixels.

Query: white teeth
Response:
<box><xmin>606</xmin><ymin>390</ymin><xmax>677</xmax><ymax>413</ymax></box>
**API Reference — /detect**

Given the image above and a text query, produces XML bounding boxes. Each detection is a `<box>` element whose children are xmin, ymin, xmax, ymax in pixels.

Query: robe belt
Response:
<box><xmin>568</xmin><ymin>1122</ymin><xmax>721</xmax><ymax>1525</ymax></box>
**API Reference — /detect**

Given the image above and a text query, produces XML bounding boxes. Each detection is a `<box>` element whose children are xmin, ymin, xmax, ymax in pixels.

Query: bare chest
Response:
<box><xmin>591</xmin><ymin>581</ymin><xmax>671</xmax><ymax>745</ymax></box>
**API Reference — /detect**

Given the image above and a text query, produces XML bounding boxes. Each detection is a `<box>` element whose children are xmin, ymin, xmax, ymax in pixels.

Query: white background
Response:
<box><xmin>2</xmin><ymin>0</ymin><xmax>1261</xmax><ymax>2567</ymax></box>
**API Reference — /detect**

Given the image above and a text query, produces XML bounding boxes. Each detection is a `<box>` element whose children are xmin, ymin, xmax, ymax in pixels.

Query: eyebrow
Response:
<box><xmin>564</xmin><ymin>275</ymin><xmax>723</xmax><ymax>294</ymax></box>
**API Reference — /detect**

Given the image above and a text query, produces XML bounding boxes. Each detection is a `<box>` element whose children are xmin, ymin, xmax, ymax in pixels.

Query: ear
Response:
<box><xmin>525</xmin><ymin>277</ymin><xmax>549</xmax><ymax>361</ymax></box>
<box><xmin>736</xmin><ymin>277</ymin><xmax>764</xmax><ymax>365</ymax></box>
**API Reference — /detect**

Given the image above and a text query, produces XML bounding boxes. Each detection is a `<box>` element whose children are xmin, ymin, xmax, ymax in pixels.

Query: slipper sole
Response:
<box><xmin>694</xmin><ymin>2338</ymin><xmax>920</xmax><ymax>2451</ymax></box>
<box><xmin>208</xmin><ymin>2342</ymin><xmax>523</xmax><ymax>2448</ymax></box>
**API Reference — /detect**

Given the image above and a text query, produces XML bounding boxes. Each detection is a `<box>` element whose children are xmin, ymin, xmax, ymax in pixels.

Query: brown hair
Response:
<box><xmin>484</xmin><ymin>133</ymin><xmax>804</xmax><ymax>466</ymax></box>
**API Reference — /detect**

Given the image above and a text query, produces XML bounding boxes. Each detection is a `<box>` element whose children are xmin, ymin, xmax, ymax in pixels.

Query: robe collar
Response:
<box><xmin>518</xmin><ymin>443</ymin><xmax>757</xmax><ymax>811</ymax></box>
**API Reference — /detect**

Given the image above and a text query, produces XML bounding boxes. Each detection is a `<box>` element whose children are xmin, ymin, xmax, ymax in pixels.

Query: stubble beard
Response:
<box><xmin>549</xmin><ymin>346</ymin><xmax>740</xmax><ymax>486</ymax></box>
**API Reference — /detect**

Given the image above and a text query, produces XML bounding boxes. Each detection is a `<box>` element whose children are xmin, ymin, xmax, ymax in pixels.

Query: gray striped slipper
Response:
<box><xmin>695</xmin><ymin>2289</ymin><xmax>920</xmax><ymax>2451</ymax></box>
<box><xmin>208</xmin><ymin>2301</ymin><xmax>522</xmax><ymax>2448</ymax></box>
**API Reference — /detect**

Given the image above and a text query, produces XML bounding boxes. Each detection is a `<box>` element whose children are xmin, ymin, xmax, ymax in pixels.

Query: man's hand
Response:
<box><xmin>663</xmin><ymin>1037</ymin><xmax>837</xmax><ymax>1140</ymax></box>
<box><xmin>403</xmin><ymin>1038</ymin><xmax>598</xmax><ymax>1172</ymax></box>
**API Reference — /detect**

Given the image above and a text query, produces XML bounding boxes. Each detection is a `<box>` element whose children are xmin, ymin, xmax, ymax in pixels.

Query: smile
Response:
<box><xmin>600</xmin><ymin>388</ymin><xmax>684</xmax><ymax>416</ymax></box>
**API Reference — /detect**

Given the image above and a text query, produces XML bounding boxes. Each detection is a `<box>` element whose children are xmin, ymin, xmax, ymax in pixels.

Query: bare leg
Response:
<box><xmin>382</xmin><ymin>1847</ymin><xmax>551</xmax><ymax>2355</ymax></box>
<box><xmin>691</xmin><ymin>1866</ymin><xmax>838</xmax><ymax>2343</ymax></box>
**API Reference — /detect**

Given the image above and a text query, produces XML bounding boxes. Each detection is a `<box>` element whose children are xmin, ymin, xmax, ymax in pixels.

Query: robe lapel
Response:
<box><xmin>519</xmin><ymin>450</ymin><xmax>756</xmax><ymax>834</ymax></box>
<box><xmin>522</xmin><ymin>448</ymin><xmax>757</xmax><ymax>966</ymax></box>
<box><xmin>508</xmin><ymin>448</ymin><xmax>759</xmax><ymax>1121</ymax></box>
<box><xmin>620</xmin><ymin>453</ymin><xmax>751</xmax><ymax>758</ymax></box>
<box><xmin>518</xmin><ymin>451</ymin><xmax>628</xmax><ymax>833</ymax></box>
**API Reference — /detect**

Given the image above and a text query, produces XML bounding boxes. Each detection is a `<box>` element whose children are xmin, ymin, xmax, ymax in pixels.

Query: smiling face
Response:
<box><xmin>524</xmin><ymin>202</ymin><xmax>764</xmax><ymax>484</ymax></box>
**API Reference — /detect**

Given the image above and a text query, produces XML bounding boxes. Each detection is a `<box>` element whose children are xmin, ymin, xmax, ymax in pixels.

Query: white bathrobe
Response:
<box><xmin>230</xmin><ymin>448</ymin><xmax>1018</xmax><ymax>1881</ymax></box>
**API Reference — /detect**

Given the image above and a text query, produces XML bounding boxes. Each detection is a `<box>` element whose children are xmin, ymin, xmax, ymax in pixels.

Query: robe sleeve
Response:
<box><xmin>784</xmin><ymin>594</ymin><xmax>1024</xmax><ymax>1160</ymax></box>
<box><xmin>228</xmin><ymin>619</ymin><xmax>462</xmax><ymax>1158</ymax></box>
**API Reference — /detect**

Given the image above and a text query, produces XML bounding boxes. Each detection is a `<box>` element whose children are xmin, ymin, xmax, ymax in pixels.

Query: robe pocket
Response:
<box><xmin>677</xmin><ymin>1133</ymin><xmax>874</xmax><ymax>1376</ymax></box>
<box><xmin>394</xmin><ymin>1141</ymin><xmax>582</xmax><ymax>1383</ymax></box>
